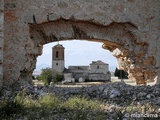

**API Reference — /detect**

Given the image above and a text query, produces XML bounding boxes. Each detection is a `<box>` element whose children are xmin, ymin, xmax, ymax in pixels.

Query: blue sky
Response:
<box><xmin>36</xmin><ymin>40</ymin><xmax>118</xmax><ymax>71</ymax></box>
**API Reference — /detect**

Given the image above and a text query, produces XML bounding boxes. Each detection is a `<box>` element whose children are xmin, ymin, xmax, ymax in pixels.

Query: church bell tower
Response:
<box><xmin>52</xmin><ymin>44</ymin><xmax>65</xmax><ymax>75</ymax></box>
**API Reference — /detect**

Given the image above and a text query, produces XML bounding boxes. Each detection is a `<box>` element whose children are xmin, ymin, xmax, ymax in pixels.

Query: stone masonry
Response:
<box><xmin>0</xmin><ymin>0</ymin><xmax>4</xmax><ymax>90</ymax></box>
<box><xmin>1</xmin><ymin>0</ymin><xmax>160</xmax><ymax>88</ymax></box>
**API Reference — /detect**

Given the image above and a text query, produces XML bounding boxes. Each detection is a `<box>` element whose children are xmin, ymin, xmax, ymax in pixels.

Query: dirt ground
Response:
<box><xmin>33</xmin><ymin>77</ymin><xmax>137</xmax><ymax>87</ymax></box>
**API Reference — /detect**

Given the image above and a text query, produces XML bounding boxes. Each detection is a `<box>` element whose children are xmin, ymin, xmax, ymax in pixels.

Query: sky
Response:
<box><xmin>36</xmin><ymin>40</ymin><xmax>118</xmax><ymax>71</ymax></box>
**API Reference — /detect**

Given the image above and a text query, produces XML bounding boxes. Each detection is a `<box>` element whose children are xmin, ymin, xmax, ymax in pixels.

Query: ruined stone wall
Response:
<box><xmin>0</xmin><ymin>0</ymin><xmax>4</xmax><ymax>89</ymax></box>
<box><xmin>3</xmin><ymin>0</ymin><xmax>160</xmax><ymax>87</ymax></box>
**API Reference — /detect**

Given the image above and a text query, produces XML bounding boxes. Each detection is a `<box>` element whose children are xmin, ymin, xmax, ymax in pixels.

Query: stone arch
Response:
<box><xmin>1</xmin><ymin>0</ymin><xmax>159</xmax><ymax>90</ymax></box>
<box><xmin>26</xmin><ymin>19</ymin><xmax>151</xmax><ymax>85</ymax></box>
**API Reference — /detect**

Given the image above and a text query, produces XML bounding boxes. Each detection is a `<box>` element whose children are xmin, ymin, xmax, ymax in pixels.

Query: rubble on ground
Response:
<box><xmin>29</xmin><ymin>82</ymin><xmax>160</xmax><ymax>106</ymax></box>
<box><xmin>1</xmin><ymin>82</ymin><xmax>160</xmax><ymax>119</ymax></box>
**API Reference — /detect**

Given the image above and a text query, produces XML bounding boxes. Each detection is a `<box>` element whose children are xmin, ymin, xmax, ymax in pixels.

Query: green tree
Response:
<box><xmin>38</xmin><ymin>68</ymin><xmax>53</xmax><ymax>85</ymax></box>
<box><xmin>32</xmin><ymin>75</ymin><xmax>36</xmax><ymax>80</ymax></box>
<box><xmin>114</xmin><ymin>67</ymin><xmax>128</xmax><ymax>79</ymax></box>
<box><xmin>114</xmin><ymin>68</ymin><xmax>119</xmax><ymax>77</ymax></box>
<box><xmin>53</xmin><ymin>73</ymin><xmax>64</xmax><ymax>83</ymax></box>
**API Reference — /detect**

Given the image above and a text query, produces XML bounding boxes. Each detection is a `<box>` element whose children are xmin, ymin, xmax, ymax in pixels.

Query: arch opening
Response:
<box><xmin>35</xmin><ymin>40</ymin><xmax>117</xmax><ymax>71</ymax></box>
<box><xmin>56</xmin><ymin>51</ymin><xmax>59</xmax><ymax>59</ymax></box>
<box><xmin>26</xmin><ymin>19</ymin><xmax>152</xmax><ymax>85</ymax></box>
<box><xmin>34</xmin><ymin>40</ymin><xmax>118</xmax><ymax>83</ymax></box>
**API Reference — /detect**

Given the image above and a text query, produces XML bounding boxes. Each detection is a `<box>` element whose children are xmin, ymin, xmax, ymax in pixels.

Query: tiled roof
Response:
<box><xmin>53</xmin><ymin>44</ymin><xmax>64</xmax><ymax>48</ymax></box>
<box><xmin>90</xmin><ymin>60</ymin><xmax>108</xmax><ymax>65</ymax></box>
<box><xmin>68</xmin><ymin>66</ymin><xmax>89</xmax><ymax>70</ymax></box>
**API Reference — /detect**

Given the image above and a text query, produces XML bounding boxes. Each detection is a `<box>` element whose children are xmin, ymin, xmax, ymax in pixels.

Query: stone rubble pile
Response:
<box><xmin>1</xmin><ymin>82</ymin><xmax>160</xmax><ymax>119</ymax></box>
<box><xmin>1</xmin><ymin>82</ymin><xmax>160</xmax><ymax>106</ymax></box>
<box><xmin>31</xmin><ymin>82</ymin><xmax>160</xmax><ymax>106</ymax></box>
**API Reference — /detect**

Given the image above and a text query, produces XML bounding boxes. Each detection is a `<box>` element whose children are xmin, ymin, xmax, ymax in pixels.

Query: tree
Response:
<box><xmin>114</xmin><ymin>68</ymin><xmax>119</xmax><ymax>77</ymax></box>
<box><xmin>53</xmin><ymin>73</ymin><xmax>64</xmax><ymax>83</ymax></box>
<box><xmin>37</xmin><ymin>68</ymin><xmax>53</xmax><ymax>85</ymax></box>
<box><xmin>114</xmin><ymin>67</ymin><xmax>128</xmax><ymax>79</ymax></box>
<box><xmin>32</xmin><ymin>75</ymin><xmax>36</xmax><ymax>80</ymax></box>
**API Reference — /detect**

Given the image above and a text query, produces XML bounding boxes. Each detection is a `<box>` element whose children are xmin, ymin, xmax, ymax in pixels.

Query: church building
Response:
<box><xmin>52</xmin><ymin>44</ymin><xmax>111</xmax><ymax>82</ymax></box>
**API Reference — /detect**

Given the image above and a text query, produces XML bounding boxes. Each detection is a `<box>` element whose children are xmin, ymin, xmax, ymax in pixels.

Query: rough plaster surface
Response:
<box><xmin>1</xmin><ymin>0</ymin><xmax>160</xmax><ymax>87</ymax></box>
<box><xmin>0</xmin><ymin>0</ymin><xmax>4</xmax><ymax>90</ymax></box>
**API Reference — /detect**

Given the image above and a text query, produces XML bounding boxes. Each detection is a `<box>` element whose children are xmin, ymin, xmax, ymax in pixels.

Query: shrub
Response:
<box><xmin>53</xmin><ymin>73</ymin><xmax>64</xmax><ymax>82</ymax></box>
<box><xmin>38</xmin><ymin>68</ymin><xmax>53</xmax><ymax>85</ymax></box>
<box><xmin>62</xmin><ymin>96</ymin><xmax>103</xmax><ymax>120</ymax></box>
<box><xmin>0</xmin><ymin>93</ymin><xmax>106</xmax><ymax>119</ymax></box>
<box><xmin>39</xmin><ymin>94</ymin><xmax>61</xmax><ymax>110</ymax></box>
<box><xmin>32</xmin><ymin>75</ymin><xmax>36</xmax><ymax>80</ymax></box>
<box><xmin>114</xmin><ymin>67</ymin><xmax>128</xmax><ymax>79</ymax></box>
<box><xmin>63</xmin><ymin>96</ymin><xmax>99</xmax><ymax>110</ymax></box>
<box><xmin>0</xmin><ymin>90</ymin><xmax>26</xmax><ymax>119</ymax></box>
<box><xmin>0</xmin><ymin>99</ymin><xmax>24</xmax><ymax>118</ymax></box>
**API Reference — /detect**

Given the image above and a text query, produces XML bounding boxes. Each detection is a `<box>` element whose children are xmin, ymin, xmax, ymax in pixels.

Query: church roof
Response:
<box><xmin>53</xmin><ymin>44</ymin><xmax>64</xmax><ymax>48</ymax></box>
<box><xmin>68</xmin><ymin>66</ymin><xmax>89</xmax><ymax>70</ymax></box>
<box><xmin>63</xmin><ymin>68</ymin><xmax>71</xmax><ymax>73</ymax></box>
<box><xmin>90</xmin><ymin>60</ymin><xmax>108</xmax><ymax>65</ymax></box>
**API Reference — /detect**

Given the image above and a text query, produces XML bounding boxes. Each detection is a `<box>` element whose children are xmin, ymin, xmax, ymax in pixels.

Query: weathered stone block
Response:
<box><xmin>0</xmin><ymin>37</ymin><xmax>3</xmax><ymax>51</ymax></box>
<box><xmin>0</xmin><ymin>0</ymin><xmax>4</xmax><ymax>10</ymax></box>
<box><xmin>23</xmin><ymin>15</ymin><xmax>34</xmax><ymax>23</ymax></box>
<box><xmin>0</xmin><ymin>14</ymin><xmax>3</xmax><ymax>29</ymax></box>
<box><xmin>48</xmin><ymin>13</ymin><xmax>60</xmax><ymax>21</ymax></box>
<box><xmin>0</xmin><ymin>0</ymin><xmax>3</xmax><ymax>91</ymax></box>
<box><xmin>0</xmin><ymin>65</ymin><xmax>2</xmax><ymax>74</ymax></box>
<box><xmin>0</xmin><ymin>50</ymin><xmax>2</xmax><ymax>61</ymax></box>
<box><xmin>0</xmin><ymin>76</ymin><xmax>2</xmax><ymax>90</ymax></box>
<box><xmin>34</xmin><ymin>14</ymin><xmax>47</xmax><ymax>24</ymax></box>
<box><xmin>4</xmin><ymin>2</ymin><xmax>16</xmax><ymax>10</ymax></box>
<box><xmin>0</xmin><ymin>66</ymin><xmax>2</xmax><ymax>90</ymax></box>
